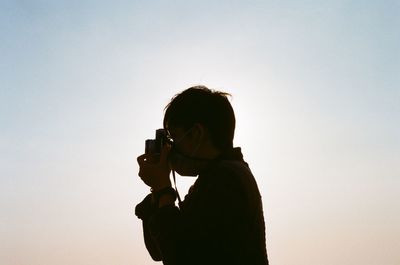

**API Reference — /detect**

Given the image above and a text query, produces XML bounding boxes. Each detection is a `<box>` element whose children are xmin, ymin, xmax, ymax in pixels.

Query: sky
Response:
<box><xmin>1</xmin><ymin>1</ymin><xmax>399</xmax><ymax>265</ymax></box>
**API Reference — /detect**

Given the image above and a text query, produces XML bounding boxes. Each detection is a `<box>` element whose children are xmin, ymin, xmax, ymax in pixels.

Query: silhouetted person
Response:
<box><xmin>135</xmin><ymin>86</ymin><xmax>269</xmax><ymax>265</ymax></box>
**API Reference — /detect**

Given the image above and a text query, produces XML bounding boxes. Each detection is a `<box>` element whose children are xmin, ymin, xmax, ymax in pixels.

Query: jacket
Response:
<box><xmin>135</xmin><ymin>147</ymin><xmax>269</xmax><ymax>265</ymax></box>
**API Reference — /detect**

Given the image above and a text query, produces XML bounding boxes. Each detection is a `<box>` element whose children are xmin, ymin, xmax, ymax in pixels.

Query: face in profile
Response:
<box><xmin>167</xmin><ymin>125</ymin><xmax>207</xmax><ymax>176</ymax></box>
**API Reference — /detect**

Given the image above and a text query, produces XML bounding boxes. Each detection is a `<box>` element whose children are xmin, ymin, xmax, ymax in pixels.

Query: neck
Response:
<box><xmin>195</xmin><ymin>143</ymin><xmax>221</xmax><ymax>160</ymax></box>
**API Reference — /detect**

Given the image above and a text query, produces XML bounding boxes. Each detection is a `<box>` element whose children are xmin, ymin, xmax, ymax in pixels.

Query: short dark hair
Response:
<box><xmin>163</xmin><ymin>86</ymin><xmax>236</xmax><ymax>151</ymax></box>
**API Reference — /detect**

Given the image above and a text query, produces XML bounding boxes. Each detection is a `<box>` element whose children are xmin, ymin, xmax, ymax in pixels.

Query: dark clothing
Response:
<box><xmin>135</xmin><ymin>148</ymin><xmax>269</xmax><ymax>265</ymax></box>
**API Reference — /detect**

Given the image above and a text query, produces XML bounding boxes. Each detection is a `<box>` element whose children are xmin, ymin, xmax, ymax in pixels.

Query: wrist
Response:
<box><xmin>151</xmin><ymin>186</ymin><xmax>176</xmax><ymax>207</ymax></box>
<box><xmin>158</xmin><ymin>193</ymin><xmax>176</xmax><ymax>208</ymax></box>
<box><xmin>151</xmin><ymin>181</ymin><xmax>172</xmax><ymax>192</ymax></box>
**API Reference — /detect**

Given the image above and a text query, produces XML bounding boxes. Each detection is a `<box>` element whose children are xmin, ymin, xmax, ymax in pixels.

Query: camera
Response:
<box><xmin>145</xmin><ymin>129</ymin><xmax>169</xmax><ymax>155</ymax></box>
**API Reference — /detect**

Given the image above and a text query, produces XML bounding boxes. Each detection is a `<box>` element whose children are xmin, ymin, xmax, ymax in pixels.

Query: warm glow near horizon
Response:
<box><xmin>1</xmin><ymin>1</ymin><xmax>399</xmax><ymax>265</ymax></box>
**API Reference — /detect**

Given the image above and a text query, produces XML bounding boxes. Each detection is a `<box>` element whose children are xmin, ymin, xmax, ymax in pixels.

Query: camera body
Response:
<box><xmin>145</xmin><ymin>129</ymin><xmax>169</xmax><ymax>155</ymax></box>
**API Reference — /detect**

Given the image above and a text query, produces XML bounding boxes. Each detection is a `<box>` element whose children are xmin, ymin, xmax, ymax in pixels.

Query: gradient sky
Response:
<box><xmin>1</xmin><ymin>1</ymin><xmax>399</xmax><ymax>265</ymax></box>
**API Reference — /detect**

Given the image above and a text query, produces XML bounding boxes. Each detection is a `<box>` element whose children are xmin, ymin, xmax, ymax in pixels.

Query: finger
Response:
<box><xmin>137</xmin><ymin>154</ymin><xmax>147</xmax><ymax>164</ymax></box>
<box><xmin>138</xmin><ymin>163</ymin><xmax>150</xmax><ymax>178</ymax></box>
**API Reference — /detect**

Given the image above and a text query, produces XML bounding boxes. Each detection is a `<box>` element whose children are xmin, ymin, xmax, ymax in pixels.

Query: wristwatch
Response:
<box><xmin>151</xmin><ymin>186</ymin><xmax>177</xmax><ymax>205</ymax></box>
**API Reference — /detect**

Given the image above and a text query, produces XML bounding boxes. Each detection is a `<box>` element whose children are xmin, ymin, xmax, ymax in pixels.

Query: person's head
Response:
<box><xmin>163</xmin><ymin>86</ymin><xmax>236</xmax><ymax>169</ymax></box>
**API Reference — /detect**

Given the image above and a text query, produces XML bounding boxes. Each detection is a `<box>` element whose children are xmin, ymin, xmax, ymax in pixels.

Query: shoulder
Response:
<box><xmin>212</xmin><ymin>160</ymin><xmax>253</xmax><ymax>182</ymax></box>
<box><xmin>210</xmin><ymin>159</ymin><xmax>262</xmax><ymax>200</ymax></box>
<box><xmin>199</xmin><ymin>159</ymin><xmax>255</xmax><ymax>194</ymax></box>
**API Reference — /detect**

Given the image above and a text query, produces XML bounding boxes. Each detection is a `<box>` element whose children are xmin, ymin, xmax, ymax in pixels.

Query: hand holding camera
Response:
<box><xmin>137</xmin><ymin>129</ymin><xmax>172</xmax><ymax>191</ymax></box>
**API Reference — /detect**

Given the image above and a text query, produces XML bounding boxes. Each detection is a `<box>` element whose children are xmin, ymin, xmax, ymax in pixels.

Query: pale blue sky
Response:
<box><xmin>1</xmin><ymin>1</ymin><xmax>399</xmax><ymax>265</ymax></box>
